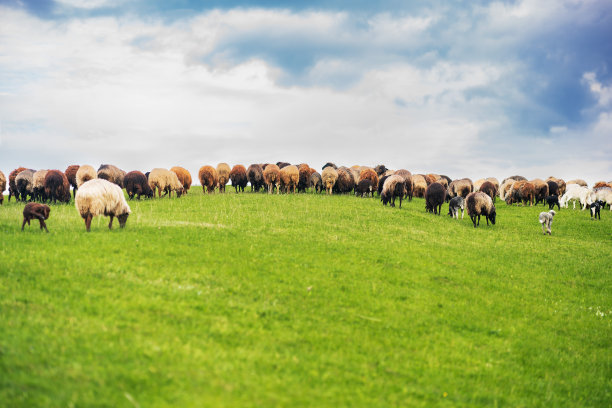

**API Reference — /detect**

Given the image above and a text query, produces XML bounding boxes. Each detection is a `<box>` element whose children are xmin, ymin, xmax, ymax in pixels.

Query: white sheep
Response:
<box><xmin>76</xmin><ymin>165</ymin><xmax>97</xmax><ymax>188</ymax></box>
<box><xmin>593</xmin><ymin>187</ymin><xmax>612</xmax><ymax>210</ymax></box>
<box><xmin>560</xmin><ymin>185</ymin><xmax>594</xmax><ymax>210</ymax></box>
<box><xmin>75</xmin><ymin>179</ymin><xmax>131</xmax><ymax>232</ymax></box>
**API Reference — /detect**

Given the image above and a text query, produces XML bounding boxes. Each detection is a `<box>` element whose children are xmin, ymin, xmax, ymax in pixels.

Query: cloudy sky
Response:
<box><xmin>1</xmin><ymin>0</ymin><xmax>611</xmax><ymax>185</ymax></box>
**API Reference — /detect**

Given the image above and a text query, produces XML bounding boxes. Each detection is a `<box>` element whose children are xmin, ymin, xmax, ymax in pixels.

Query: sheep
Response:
<box><xmin>381</xmin><ymin>175</ymin><xmax>406</xmax><ymax>208</ymax></box>
<box><xmin>8</xmin><ymin>167</ymin><xmax>27</xmax><ymax>202</ymax></box>
<box><xmin>377</xmin><ymin>174</ymin><xmax>390</xmax><ymax>197</ymax></box>
<box><xmin>539</xmin><ymin>210</ymin><xmax>555</xmax><ymax>235</ymax></box>
<box><xmin>355</xmin><ymin>179</ymin><xmax>373</xmax><ymax>197</ymax></box>
<box><xmin>322</xmin><ymin>162</ymin><xmax>337</xmax><ymax>170</ymax></box>
<box><xmin>546</xmin><ymin>180</ymin><xmax>559</xmax><ymax>197</ymax></box>
<box><xmin>149</xmin><ymin>168</ymin><xmax>184</xmax><ymax>198</ymax></box>
<box><xmin>506</xmin><ymin>180</ymin><xmax>535</xmax><ymax>206</ymax></box>
<box><xmin>466</xmin><ymin>191</ymin><xmax>497</xmax><ymax>228</ymax></box>
<box><xmin>474</xmin><ymin>178</ymin><xmax>486</xmax><ymax>191</ymax></box>
<box><xmin>298</xmin><ymin>164</ymin><xmax>311</xmax><ymax>193</ymax></box>
<box><xmin>589</xmin><ymin>201</ymin><xmax>603</xmax><ymax>220</ymax></box>
<box><xmin>425</xmin><ymin>182</ymin><xmax>446</xmax><ymax>215</ymax></box>
<box><xmin>75</xmin><ymin>179</ymin><xmax>131</xmax><ymax>232</ymax></box>
<box><xmin>22</xmin><ymin>202</ymin><xmax>50</xmax><ymax>232</ymax></box>
<box><xmin>309</xmin><ymin>172</ymin><xmax>323</xmax><ymax>193</ymax></box>
<box><xmin>247</xmin><ymin>164</ymin><xmax>265</xmax><ymax>192</ymax></box>
<box><xmin>502</xmin><ymin>175</ymin><xmax>526</xmax><ymax>185</ymax></box>
<box><xmin>279</xmin><ymin>165</ymin><xmax>299</xmax><ymax>194</ymax></box>
<box><xmin>593</xmin><ymin>181</ymin><xmax>610</xmax><ymax>189</ymax></box>
<box><xmin>546</xmin><ymin>195</ymin><xmax>560</xmax><ymax>210</ymax></box>
<box><xmin>216</xmin><ymin>163</ymin><xmax>231</xmax><ymax>193</ymax></box>
<box><xmin>566</xmin><ymin>179</ymin><xmax>587</xmax><ymax>187</ymax></box>
<box><xmin>449</xmin><ymin>178</ymin><xmax>473</xmax><ymax>199</ymax></box>
<box><xmin>412</xmin><ymin>174</ymin><xmax>428</xmax><ymax>198</ymax></box>
<box><xmin>44</xmin><ymin>170</ymin><xmax>71</xmax><ymax>204</ymax></box>
<box><xmin>479</xmin><ymin>181</ymin><xmax>497</xmax><ymax>202</ymax></box>
<box><xmin>334</xmin><ymin>167</ymin><xmax>355</xmax><ymax>194</ymax></box>
<box><xmin>321</xmin><ymin>167</ymin><xmax>338</xmax><ymax>195</ymax></box>
<box><xmin>531</xmin><ymin>179</ymin><xmax>549</xmax><ymax>205</ymax></box>
<box><xmin>547</xmin><ymin>177</ymin><xmax>566</xmax><ymax>196</ymax></box>
<box><xmin>229</xmin><ymin>165</ymin><xmax>248</xmax><ymax>193</ymax></box>
<box><xmin>76</xmin><ymin>165</ymin><xmax>96</xmax><ymax>188</ymax></box>
<box><xmin>593</xmin><ymin>187</ymin><xmax>612</xmax><ymax>210</ymax></box>
<box><xmin>170</xmin><ymin>167</ymin><xmax>192</xmax><ymax>194</ymax></box>
<box><xmin>560</xmin><ymin>184</ymin><xmax>594</xmax><ymax>210</ymax></box>
<box><xmin>434</xmin><ymin>176</ymin><xmax>448</xmax><ymax>193</ymax></box>
<box><xmin>124</xmin><ymin>171</ymin><xmax>154</xmax><ymax>199</ymax></box>
<box><xmin>394</xmin><ymin>170</ymin><xmax>413</xmax><ymax>200</ymax></box>
<box><xmin>97</xmin><ymin>164</ymin><xmax>126</xmax><ymax>188</ymax></box>
<box><xmin>0</xmin><ymin>170</ymin><xmax>5</xmax><ymax>205</ymax></box>
<box><xmin>198</xmin><ymin>166</ymin><xmax>218</xmax><ymax>194</ymax></box>
<box><xmin>448</xmin><ymin>196</ymin><xmax>465</xmax><ymax>219</ymax></box>
<box><xmin>425</xmin><ymin>174</ymin><xmax>440</xmax><ymax>185</ymax></box>
<box><xmin>374</xmin><ymin>164</ymin><xmax>388</xmax><ymax>176</ymax></box>
<box><xmin>32</xmin><ymin>170</ymin><xmax>49</xmax><ymax>202</ymax></box>
<box><xmin>263</xmin><ymin>164</ymin><xmax>281</xmax><ymax>194</ymax></box>
<box><xmin>358</xmin><ymin>168</ymin><xmax>379</xmax><ymax>193</ymax></box>
<box><xmin>499</xmin><ymin>178</ymin><xmax>516</xmax><ymax>201</ymax></box>
<box><xmin>64</xmin><ymin>165</ymin><xmax>80</xmax><ymax>199</ymax></box>
<box><xmin>15</xmin><ymin>169</ymin><xmax>36</xmax><ymax>202</ymax></box>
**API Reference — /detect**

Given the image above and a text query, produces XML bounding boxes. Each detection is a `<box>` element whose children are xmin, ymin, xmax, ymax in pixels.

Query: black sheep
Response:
<box><xmin>425</xmin><ymin>182</ymin><xmax>446</xmax><ymax>215</ymax></box>
<box><xmin>124</xmin><ymin>171</ymin><xmax>154</xmax><ymax>199</ymax></box>
<box><xmin>355</xmin><ymin>179</ymin><xmax>373</xmax><ymax>197</ymax></box>
<box><xmin>546</xmin><ymin>195</ymin><xmax>560</xmax><ymax>210</ymax></box>
<box><xmin>247</xmin><ymin>164</ymin><xmax>265</xmax><ymax>192</ymax></box>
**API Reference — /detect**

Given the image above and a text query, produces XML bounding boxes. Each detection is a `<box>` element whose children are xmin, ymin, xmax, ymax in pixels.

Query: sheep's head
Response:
<box><xmin>118</xmin><ymin>213</ymin><xmax>129</xmax><ymax>228</ymax></box>
<box><xmin>489</xmin><ymin>208</ymin><xmax>497</xmax><ymax>224</ymax></box>
<box><xmin>42</xmin><ymin>206</ymin><xmax>51</xmax><ymax>219</ymax></box>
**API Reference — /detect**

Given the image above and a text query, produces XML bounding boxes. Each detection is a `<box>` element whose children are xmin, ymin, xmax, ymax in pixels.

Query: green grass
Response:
<box><xmin>1</xmin><ymin>190</ymin><xmax>611</xmax><ymax>407</ymax></box>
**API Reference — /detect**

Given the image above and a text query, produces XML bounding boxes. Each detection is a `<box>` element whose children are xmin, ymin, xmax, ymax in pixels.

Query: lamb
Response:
<box><xmin>334</xmin><ymin>167</ymin><xmax>355</xmax><ymax>194</ymax></box>
<box><xmin>381</xmin><ymin>175</ymin><xmax>406</xmax><ymax>208</ymax></box>
<box><xmin>216</xmin><ymin>163</ymin><xmax>231</xmax><ymax>193</ymax></box>
<box><xmin>247</xmin><ymin>164</ymin><xmax>265</xmax><ymax>192</ymax></box>
<box><xmin>466</xmin><ymin>191</ymin><xmax>497</xmax><ymax>228</ymax></box>
<box><xmin>0</xmin><ymin>170</ymin><xmax>5</xmax><ymax>205</ymax></box>
<box><xmin>32</xmin><ymin>170</ymin><xmax>49</xmax><ymax>202</ymax></box>
<box><xmin>448</xmin><ymin>196</ymin><xmax>465</xmax><ymax>219</ymax></box>
<box><xmin>124</xmin><ymin>171</ymin><xmax>154</xmax><ymax>199</ymax></box>
<box><xmin>309</xmin><ymin>172</ymin><xmax>323</xmax><ymax>193</ymax></box>
<box><xmin>44</xmin><ymin>170</ymin><xmax>71</xmax><ymax>204</ymax></box>
<box><xmin>64</xmin><ymin>165</ymin><xmax>80</xmax><ymax>199</ymax></box>
<box><xmin>76</xmin><ymin>165</ymin><xmax>96</xmax><ymax>188</ymax></box>
<box><xmin>97</xmin><ymin>164</ymin><xmax>126</xmax><ymax>188</ymax></box>
<box><xmin>263</xmin><ymin>164</ymin><xmax>281</xmax><ymax>194</ymax></box>
<box><xmin>479</xmin><ymin>181</ymin><xmax>497</xmax><ymax>202</ymax></box>
<box><xmin>530</xmin><ymin>179</ymin><xmax>549</xmax><ymax>205</ymax></box>
<box><xmin>425</xmin><ymin>182</ymin><xmax>446</xmax><ymax>215</ymax></box>
<box><xmin>198</xmin><ymin>166</ymin><xmax>218</xmax><ymax>194</ymax></box>
<box><xmin>15</xmin><ymin>169</ymin><xmax>36</xmax><ymax>202</ymax></box>
<box><xmin>279</xmin><ymin>165</ymin><xmax>299</xmax><ymax>194</ymax></box>
<box><xmin>394</xmin><ymin>170</ymin><xmax>413</xmax><ymax>200</ymax></box>
<box><xmin>149</xmin><ymin>168</ymin><xmax>184</xmax><ymax>198</ymax></box>
<box><xmin>22</xmin><ymin>202</ymin><xmax>50</xmax><ymax>232</ymax></box>
<box><xmin>8</xmin><ymin>167</ymin><xmax>27</xmax><ymax>202</ymax></box>
<box><xmin>75</xmin><ymin>179</ymin><xmax>131</xmax><ymax>232</ymax></box>
<box><xmin>170</xmin><ymin>167</ymin><xmax>192</xmax><ymax>194</ymax></box>
<box><xmin>589</xmin><ymin>201</ymin><xmax>603</xmax><ymax>220</ymax></box>
<box><xmin>321</xmin><ymin>167</ymin><xmax>338</xmax><ymax>195</ymax></box>
<box><xmin>355</xmin><ymin>179</ymin><xmax>373</xmax><ymax>197</ymax></box>
<box><xmin>229</xmin><ymin>165</ymin><xmax>248</xmax><ymax>193</ymax></box>
<box><xmin>412</xmin><ymin>174</ymin><xmax>428</xmax><ymax>198</ymax></box>
<box><xmin>560</xmin><ymin>185</ymin><xmax>594</xmax><ymax>210</ymax></box>
<box><xmin>546</xmin><ymin>195</ymin><xmax>560</xmax><ymax>210</ymax></box>
<box><xmin>358</xmin><ymin>168</ymin><xmax>379</xmax><ymax>193</ymax></box>
<box><xmin>538</xmin><ymin>210</ymin><xmax>555</xmax><ymax>235</ymax></box>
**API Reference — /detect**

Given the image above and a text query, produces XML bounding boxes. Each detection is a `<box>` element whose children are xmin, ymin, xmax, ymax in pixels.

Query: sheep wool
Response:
<box><xmin>198</xmin><ymin>166</ymin><xmax>218</xmax><ymax>194</ymax></box>
<box><xmin>216</xmin><ymin>163</ymin><xmax>231</xmax><ymax>193</ymax></box>
<box><xmin>8</xmin><ymin>167</ymin><xmax>27</xmax><ymax>202</ymax></box>
<box><xmin>76</xmin><ymin>165</ymin><xmax>97</xmax><ymax>188</ymax></box>
<box><xmin>75</xmin><ymin>179</ymin><xmax>131</xmax><ymax>231</ymax></box>
<box><xmin>149</xmin><ymin>168</ymin><xmax>184</xmax><ymax>198</ymax></box>
<box><xmin>466</xmin><ymin>191</ymin><xmax>496</xmax><ymax>228</ymax></box>
<box><xmin>170</xmin><ymin>167</ymin><xmax>192</xmax><ymax>193</ymax></box>
<box><xmin>279</xmin><ymin>165</ymin><xmax>299</xmax><ymax>194</ymax></box>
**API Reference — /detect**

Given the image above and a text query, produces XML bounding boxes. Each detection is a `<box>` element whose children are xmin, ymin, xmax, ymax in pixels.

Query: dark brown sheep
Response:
<box><xmin>334</xmin><ymin>167</ymin><xmax>355</xmax><ymax>194</ymax></box>
<box><xmin>425</xmin><ymin>182</ymin><xmax>446</xmax><ymax>215</ymax></box>
<box><xmin>198</xmin><ymin>166</ymin><xmax>218</xmax><ymax>194</ymax></box>
<box><xmin>170</xmin><ymin>166</ymin><xmax>192</xmax><ymax>194</ymax></box>
<box><xmin>547</xmin><ymin>180</ymin><xmax>559</xmax><ymax>196</ymax></box>
<box><xmin>247</xmin><ymin>164</ymin><xmax>265</xmax><ymax>192</ymax></box>
<box><xmin>297</xmin><ymin>164</ymin><xmax>311</xmax><ymax>193</ymax></box>
<box><xmin>44</xmin><ymin>170</ymin><xmax>71</xmax><ymax>204</ymax></box>
<box><xmin>64</xmin><ymin>165</ymin><xmax>80</xmax><ymax>199</ymax></box>
<box><xmin>374</xmin><ymin>164</ymin><xmax>388</xmax><ymax>176</ymax></box>
<box><xmin>479</xmin><ymin>181</ymin><xmax>497</xmax><ymax>202</ymax></box>
<box><xmin>124</xmin><ymin>171</ymin><xmax>154</xmax><ymax>199</ymax></box>
<box><xmin>229</xmin><ymin>165</ymin><xmax>248</xmax><ymax>193</ymax></box>
<box><xmin>8</xmin><ymin>167</ymin><xmax>27</xmax><ymax>202</ymax></box>
<box><xmin>377</xmin><ymin>174</ymin><xmax>389</xmax><ymax>196</ymax></box>
<box><xmin>97</xmin><ymin>164</ymin><xmax>126</xmax><ymax>188</ymax></box>
<box><xmin>531</xmin><ymin>179</ymin><xmax>549</xmax><ymax>205</ymax></box>
<box><xmin>355</xmin><ymin>179</ymin><xmax>373</xmax><ymax>197</ymax></box>
<box><xmin>22</xmin><ymin>202</ymin><xmax>50</xmax><ymax>232</ymax></box>
<box><xmin>466</xmin><ymin>191</ymin><xmax>496</xmax><ymax>228</ymax></box>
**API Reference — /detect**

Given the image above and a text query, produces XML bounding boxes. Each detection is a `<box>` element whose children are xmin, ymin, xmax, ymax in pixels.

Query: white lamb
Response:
<box><xmin>560</xmin><ymin>185</ymin><xmax>594</xmax><ymax>210</ymax></box>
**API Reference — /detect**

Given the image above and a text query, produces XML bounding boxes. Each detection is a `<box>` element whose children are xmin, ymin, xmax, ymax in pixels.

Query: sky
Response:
<box><xmin>1</xmin><ymin>0</ymin><xmax>611</xmax><ymax>186</ymax></box>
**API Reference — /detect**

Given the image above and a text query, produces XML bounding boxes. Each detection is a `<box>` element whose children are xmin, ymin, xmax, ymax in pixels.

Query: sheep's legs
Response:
<box><xmin>85</xmin><ymin>214</ymin><xmax>93</xmax><ymax>232</ymax></box>
<box><xmin>21</xmin><ymin>217</ymin><xmax>28</xmax><ymax>231</ymax></box>
<box><xmin>108</xmin><ymin>215</ymin><xmax>114</xmax><ymax>230</ymax></box>
<box><xmin>37</xmin><ymin>216</ymin><xmax>48</xmax><ymax>232</ymax></box>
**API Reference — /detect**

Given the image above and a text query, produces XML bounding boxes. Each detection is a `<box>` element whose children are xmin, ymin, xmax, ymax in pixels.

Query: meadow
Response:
<box><xmin>0</xmin><ymin>190</ymin><xmax>610</xmax><ymax>407</ymax></box>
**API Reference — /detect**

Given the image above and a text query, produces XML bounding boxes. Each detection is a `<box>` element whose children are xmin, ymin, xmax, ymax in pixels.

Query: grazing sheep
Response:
<box><xmin>198</xmin><ymin>166</ymin><xmax>218</xmax><ymax>194</ymax></box>
<box><xmin>334</xmin><ymin>167</ymin><xmax>355</xmax><ymax>194</ymax></box>
<box><xmin>560</xmin><ymin>185</ymin><xmax>594</xmax><ymax>210</ymax></box>
<box><xmin>546</xmin><ymin>180</ymin><xmax>559</xmax><ymax>197</ymax></box>
<box><xmin>479</xmin><ymin>181</ymin><xmax>497</xmax><ymax>202</ymax></box>
<box><xmin>247</xmin><ymin>164</ymin><xmax>265</xmax><ymax>192</ymax></box>
<box><xmin>449</xmin><ymin>178</ymin><xmax>473</xmax><ymax>199</ymax></box>
<box><xmin>538</xmin><ymin>210</ymin><xmax>555</xmax><ymax>235</ymax></box>
<box><xmin>381</xmin><ymin>175</ymin><xmax>406</xmax><ymax>208</ymax></box>
<box><xmin>506</xmin><ymin>180</ymin><xmax>535</xmax><ymax>206</ymax></box>
<box><xmin>97</xmin><ymin>164</ymin><xmax>126</xmax><ymax>188</ymax></box>
<box><xmin>425</xmin><ymin>174</ymin><xmax>440</xmax><ymax>185</ymax></box>
<box><xmin>412</xmin><ymin>174</ymin><xmax>428</xmax><ymax>198</ymax></box>
<box><xmin>229</xmin><ymin>165</ymin><xmax>248</xmax><ymax>193</ymax></box>
<box><xmin>22</xmin><ymin>202</ymin><xmax>50</xmax><ymax>232</ymax></box>
<box><xmin>377</xmin><ymin>174</ymin><xmax>390</xmax><ymax>197</ymax></box>
<box><xmin>75</xmin><ymin>179</ymin><xmax>131</xmax><ymax>232</ymax></box>
<box><xmin>321</xmin><ymin>167</ymin><xmax>338</xmax><ymax>195</ymax></box>
<box><xmin>566</xmin><ymin>179</ymin><xmax>587</xmax><ymax>187</ymax></box>
<box><xmin>474</xmin><ymin>179</ymin><xmax>486</xmax><ymax>191</ymax></box>
<box><xmin>448</xmin><ymin>196</ymin><xmax>465</xmax><ymax>219</ymax></box>
<box><xmin>355</xmin><ymin>179</ymin><xmax>373</xmax><ymax>197</ymax></box>
<box><xmin>44</xmin><ymin>170</ymin><xmax>71</xmax><ymax>204</ymax></box>
<box><xmin>170</xmin><ymin>167</ymin><xmax>192</xmax><ymax>194</ymax></box>
<box><xmin>32</xmin><ymin>170</ymin><xmax>49</xmax><ymax>202</ymax></box>
<box><xmin>298</xmin><ymin>164</ymin><xmax>311</xmax><ymax>193</ymax></box>
<box><xmin>359</xmin><ymin>168</ymin><xmax>379</xmax><ymax>193</ymax></box>
<box><xmin>149</xmin><ymin>168</ymin><xmax>184</xmax><ymax>198</ymax></box>
<box><xmin>124</xmin><ymin>171</ymin><xmax>154</xmax><ymax>199</ymax></box>
<box><xmin>279</xmin><ymin>165</ymin><xmax>299</xmax><ymax>194</ymax></box>
<box><xmin>374</xmin><ymin>165</ymin><xmax>388</xmax><ymax>176</ymax></box>
<box><xmin>76</xmin><ymin>165</ymin><xmax>96</xmax><ymax>188</ymax></box>
<box><xmin>322</xmin><ymin>162</ymin><xmax>337</xmax><ymax>170</ymax></box>
<box><xmin>547</xmin><ymin>177</ymin><xmax>566</xmax><ymax>196</ymax></box>
<box><xmin>309</xmin><ymin>172</ymin><xmax>323</xmax><ymax>193</ymax></box>
<box><xmin>0</xmin><ymin>170</ymin><xmax>5</xmax><ymax>205</ymax></box>
<box><xmin>216</xmin><ymin>163</ymin><xmax>231</xmax><ymax>193</ymax></box>
<box><xmin>546</xmin><ymin>195</ymin><xmax>560</xmax><ymax>210</ymax></box>
<box><xmin>466</xmin><ymin>192</ymin><xmax>497</xmax><ymax>228</ymax></box>
<box><xmin>65</xmin><ymin>165</ymin><xmax>80</xmax><ymax>199</ymax></box>
<box><xmin>8</xmin><ymin>167</ymin><xmax>27</xmax><ymax>202</ymax></box>
<box><xmin>394</xmin><ymin>170</ymin><xmax>413</xmax><ymax>200</ymax></box>
<box><xmin>499</xmin><ymin>178</ymin><xmax>516</xmax><ymax>201</ymax></box>
<box><xmin>593</xmin><ymin>187</ymin><xmax>612</xmax><ymax>210</ymax></box>
<box><xmin>531</xmin><ymin>179</ymin><xmax>549</xmax><ymax>205</ymax></box>
<box><xmin>263</xmin><ymin>164</ymin><xmax>281</xmax><ymax>194</ymax></box>
<box><xmin>425</xmin><ymin>182</ymin><xmax>446</xmax><ymax>215</ymax></box>
<box><xmin>589</xmin><ymin>201</ymin><xmax>603</xmax><ymax>220</ymax></box>
<box><xmin>15</xmin><ymin>169</ymin><xmax>36</xmax><ymax>202</ymax></box>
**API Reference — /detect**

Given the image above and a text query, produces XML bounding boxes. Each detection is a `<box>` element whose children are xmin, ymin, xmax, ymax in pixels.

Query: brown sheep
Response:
<box><xmin>8</xmin><ymin>167</ymin><xmax>27</xmax><ymax>202</ymax></box>
<box><xmin>412</xmin><ymin>174</ymin><xmax>428</xmax><ymax>198</ymax></box>
<box><xmin>422</xmin><ymin>174</ymin><xmax>436</xmax><ymax>185</ymax></box>
<box><xmin>474</xmin><ymin>178</ymin><xmax>486</xmax><ymax>191</ymax></box>
<box><xmin>394</xmin><ymin>169</ymin><xmax>413</xmax><ymax>200</ymax></box>
<box><xmin>97</xmin><ymin>164</ymin><xmax>126</xmax><ymax>188</ymax></box>
<box><xmin>530</xmin><ymin>179</ymin><xmax>549</xmax><ymax>205</ymax></box>
<box><xmin>149</xmin><ymin>168</ymin><xmax>184</xmax><ymax>198</ymax></box>
<box><xmin>297</xmin><ymin>164</ymin><xmax>311</xmax><ymax>193</ymax></box>
<box><xmin>449</xmin><ymin>178</ymin><xmax>473</xmax><ymax>199</ymax></box>
<box><xmin>310</xmin><ymin>172</ymin><xmax>323</xmax><ymax>193</ymax></box>
<box><xmin>170</xmin><ymin>166</ymin><xmax>192</xmax><ymax>194</ymax></box>
<box><xmin>16</xmin><ymin>169</ymin><xmax>36</xmax><ymax>202</ymax></box>
<box><xmin>359</xmin><ymin>168</ymin><xmax>379</xmax><ymax>193</ymax></box>
<box><xmin>479</xmin><ymin>181</ymin><xmax>497</xmax><ymax>202</ymax></box>
<box><xmin>65</xmin><ymin>165</ymin><xmax>80</xmax><ymax>199</ymax></box>
<box><xmin>374</xmin><ymin>164</ymin><xmax>388</xmax><ymax>176</ymax></box>
<box><xmin>425</xmin><ymin>182</ymin><xmax>446</xmax><ymax>215</ymax></box>
<box><xmin>229</xmin><ymin>165</ymin><xmax>248</xmax><ymax>193</ymax></box>
<box><xmin>466</xmin><ymin>191</ymin><xmax>496</xmax><ymax>228</ymax></box>
<box><xmin>124</xmin><ymin>171</ymin><xmax>154</xmax><ymax>199</ymax></box>
<box><xmin>22</xmin><ymin>202</ymin><xmax>50</xmax><ymax>232</ymax></box>
<box><xmin>0</xmin><ymin>170</ymin><xmax>5</xmax><ymax>205</ymax></box>
<box><xmin>198</xmin><ymin>166</ymin><xmax>218</xmax><ymax>194</ymax></box>
<box><xmin>593</xmin><ymin>181</ymin><xmax>610</xmax><ymax>189</ymax></box>
<box><xmin>335</xmin><ymin>167</ymin><xmax>355</xmax><ymax>194</ymax></box>
<box><xmin>44</xmin><ymin>170</ymin><xmax>71</xmax><ymax>204</ymax></box>
<box><xmin>499</xmin><ymin>178</ymin><xmax>516</xmax><ymax>201</ymax></box>
<box><xmin>506</xmin><ymin>180</ymin><xmax>535</xmax><ymax>206</ymax></box>
<box><xmin>279</xmin><ymin>165</ymin><xmax>299</xmax><ymax>194</ymax></box>
<box><xmin>216</xmin><ymin>163</ymin><xmax>231</xmax><ymax>193</ymax></box>
<box><xmin>486</xmin><ymin>177</ymin><xmax>500</xmax><ymax>192</ymax></box>
<box><xmin>263</xmin><ymin>164</ymin><xmax>281</xmax><ymax>194</ymax></box>
<box><xmin>321</xmin><ymin>167</ymin><xmax>338</xmax><ymax>195</ymax></box>
<box><xmin>247</xmin><ymin>164</ymin><xmax>265</xmax><ymax>192</ymax></box>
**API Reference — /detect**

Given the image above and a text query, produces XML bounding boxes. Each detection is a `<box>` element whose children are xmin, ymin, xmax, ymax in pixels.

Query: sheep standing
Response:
<box><xmin>65</xmin><ymin>165</ymin><xmax>80</xmax><ymax>199</ymax></box>
<box><xmin>76</xmin><ymin>165</ymin><xmax>96</xmax><ymax>188</ymax></box>
<box><xmin>466</xmin><ymin>191</ymin><xmax>497</xmax><ymax>228</ymax></box>
<box><xmin>15</xmin><ymin>169</ymin><xmax>36</xmax><ymax>202</ymax></box>
<box><xmin>411</xmin><ymin>175</ymin><xmax>427</xmax><ymax>198</ymax></box>
<box><xmin>593</xmin><ymin>187</ymin><xmax>612</xmax><ymax>210</ymax></box>
<box><xmin>506</xmin><ymin>180</ymin><xmax>535</xmax><ymax>206</ymax></box>
<box><xmin>425</xmin><ymin>182</ymin><xmax>447</xmax><ymax>215</ymax></box>
<box><xmin>479</xmin><ymin>181</ymin><xmax>497</xmax><ymax>203</ymax></box>
<box><xmin>97</xmin><ymin>164</ymin><xmax>126</xmax><ymax>188</ymax></box>
<box><xmin>377</xmin><ymin>174</ymin><xmax>390</xmax><ymax>197</ymax></box>
<box><xmin>355</xmin><ymin>179</ymin><xmax>373</xmax><ymax>197</ymax></box>
<box><xmin>546</xmin><ymin>180</ymin><xmax>559</xmax><ymax>197</ymax></box>
<box><xmin>531</xmin><ymin>179</ymin><xmax>549</xmax><ymax>205</ymax></box>
<box><xmin>560</xmin><ymin>185</ymin><xmax>594</xmax><ymax>210</ymax></box>
<box><xmin>8</xmin><ymin>167</ymin><xmax>27</xmax><ymax>202</ymax></box>
<box><xmin>394</xmin><ymin>170</ymin><xmax>413</xmax><ymax>200</ymax></box>
<box><xmin>539</xmin><ymin>210</ymin><xmax>556</xmax><ymax>235</ymax></box>
<box><xmin>310</xmin><ymin>172</ymin><xmax>323</xmax><ymax>193</ymax></box>
<box><xmin>124</xmin><ymin>171</ymin><xmax>154</xmax><ymax>199</ymax></box>
<box><xmin>321</xmin><ymin>167</ymin><xmax>338</xmax><ymax>195</ymax></box>
<box><xmin>279</xmin><ymin>165</ymin><xmax>299</xmax><ymax>194</ymax></box>
<box><xmin>75</xmin><ymin>179</ymin><xmax>131</xmax><ymax>232</ymax></box>
<box><xmin>198</xmin><ymin>166</ymin><xmax>218</xmax><ymax>194</ymax></box>
<box><xmin>374</xmin><ymin>165</ymin><xmax>388</xmax><ymax>176</ymax></box>
<box><xmin>247</xmin><ymin>164</ymin><xmax>265</xmax><ymax>192</ymax></box>
<box><xmin>263</xmin><ymin>164</ymin><xmax>281</xmax><ymax>194</ymax></box>
<box><xmin>229</xmin><ymin>165</ymin><xmax>248</xmax><ymax>193</ymax></box>
<box><xmin>216</xmin><ymin>163</ymin><xmax>231</xmax><ymax>193</ymax></box>
<box><xmin>0</xmin><ymin>170</ymin><xmax>5</xmax><ymax>205</ymax></box>
<box><xmin>335</xmin><ymin>167</ymin><xmax>355</xmax><ymax>194</ymax></box>
<box><xmin>170</xmin><ymin>167</ymin><xmax>192</xmax><ymax>194</ymax></box>
<box><xmin>449</xmin><ymin>178</ymin><xmax>473</xmax><ymax>199</ymax></box>
<box><xmin>547</xmin><ymin>177</ymin><xmax>566</xmax><ymax>196</ymax></box>
<box><xmin>381</xmin><ymin>175</ymin><xmax>407</xmax><ymax>208</ymax></box>
<box><xmin>22</xmin><ymin>202</ymin><xmax>50</xmax><ymax>232</ymax></box>
<box><xmin>448</xmin><ymin>196</ymin><xmax>465</xmax><ymax>219</ymax></box>
<box><xmin>149</xmin><ymin>168</ymin><xmax>184</xmax><ymax>198</ymax></box>
<box><xmin>359</xmin><ymin>168</ymin><xmax>379</xmax><ymax>193</ymax></box>
<box><xmin>44</xmin><ymin>170</ymin><xmax>71</xmax><ymax>204</ymax></box>
<box><xmin>297</xmin><ymin>164</ymin><xmax>311</xmax><ymax>193</ymax></box>
<box><xmin>499</xmin><ymin>178</ymin><xmax>516</xmax><ymax>201</ymax></box>
<box><xmin>32</xmin><ymin>170</ymin><xmax>49</xmax><ymax>202</ymax></box>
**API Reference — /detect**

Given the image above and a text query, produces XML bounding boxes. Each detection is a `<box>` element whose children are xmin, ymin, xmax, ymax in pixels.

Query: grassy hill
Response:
<box><xmin>1</xmin><ymin>190</ymin><xmax>610</xmax><ymax>407</ymax></box>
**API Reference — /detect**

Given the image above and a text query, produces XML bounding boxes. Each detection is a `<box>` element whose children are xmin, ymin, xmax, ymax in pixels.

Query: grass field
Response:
<box><xmin>0</xmin><ymin>189</ymin><xmax>611</xmax><ymax>407</ymax></box>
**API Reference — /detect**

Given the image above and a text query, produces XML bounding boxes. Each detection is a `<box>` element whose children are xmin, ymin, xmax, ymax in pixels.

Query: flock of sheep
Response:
<box><xmin>1</xmin><ymin>163</ymin><xmax>610</xmax><ymax>232</ymax></box>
